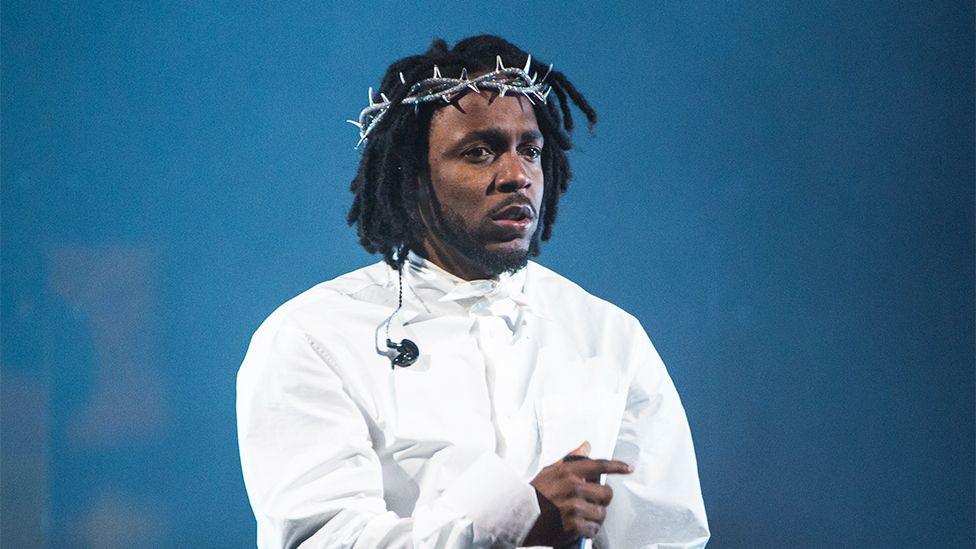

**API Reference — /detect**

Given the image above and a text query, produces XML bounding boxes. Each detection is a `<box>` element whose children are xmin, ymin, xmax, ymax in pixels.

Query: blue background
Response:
<box><xmin>3</xmin><ymin>1</ymin><xmax>973</xmax><ymax>547</ymax></box>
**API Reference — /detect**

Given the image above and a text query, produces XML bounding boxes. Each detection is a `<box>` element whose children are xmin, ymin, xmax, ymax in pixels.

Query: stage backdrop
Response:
<box><xmin>3</xmin><ymin>1</ymin><xmax>973</xmax><ymax>547</ymax></box>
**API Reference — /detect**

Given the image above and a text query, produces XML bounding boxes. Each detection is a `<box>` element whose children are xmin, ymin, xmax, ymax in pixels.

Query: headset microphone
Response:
<box><xmin>385</xmin><ymin>262</ymin><xmax>420</xmax><ymax>369</ymax></box>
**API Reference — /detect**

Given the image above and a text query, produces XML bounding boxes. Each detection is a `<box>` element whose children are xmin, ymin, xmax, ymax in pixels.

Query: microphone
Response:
<box><xmin>386</xmin><ymin>338</ymin><xmax>419</xmax><ymax>368</ymax></box>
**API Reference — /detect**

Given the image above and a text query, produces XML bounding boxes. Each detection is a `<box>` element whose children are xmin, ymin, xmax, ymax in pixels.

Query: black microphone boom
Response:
<box><xmin>384</xmin><ymin>258</ymin><xmax>421</xmax><ymax>369</ymax></box>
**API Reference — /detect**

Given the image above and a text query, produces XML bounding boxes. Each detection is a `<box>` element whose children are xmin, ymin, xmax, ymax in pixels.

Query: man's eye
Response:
<box><xmin>521</xmin><ymin>146</ymin><xmax>542</xmax><ymax>160</ymax></box>
<box><xmin>463</xmin><ymin>147</ymin><xmax>492</xmax><ymax>162</ymax></box>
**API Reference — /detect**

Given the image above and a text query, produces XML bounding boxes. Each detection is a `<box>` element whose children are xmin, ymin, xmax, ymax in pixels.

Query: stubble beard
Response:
<box><xmin>434</xmin><ymin>206</ymin><xmax>535</xmax><ymax>278</ymax></box>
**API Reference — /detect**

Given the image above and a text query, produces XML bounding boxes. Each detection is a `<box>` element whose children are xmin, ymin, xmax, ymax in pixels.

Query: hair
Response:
<box><xmin>346</xmin><ymin>34</ymin><xmax>597</xmax><ymax>270</ymax></box>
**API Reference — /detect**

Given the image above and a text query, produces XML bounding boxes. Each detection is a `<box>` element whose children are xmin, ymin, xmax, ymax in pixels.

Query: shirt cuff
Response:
<box><xmin>438</xmin><ymin>452</ymin><xmax>541</xmax><ymax>547</ymax></box>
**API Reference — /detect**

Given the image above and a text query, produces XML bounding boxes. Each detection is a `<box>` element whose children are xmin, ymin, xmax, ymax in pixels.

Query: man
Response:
<box><xmin>238</xmin><ymin>35</ymin><xmax>709</xmax><ymax>548</ymax></box>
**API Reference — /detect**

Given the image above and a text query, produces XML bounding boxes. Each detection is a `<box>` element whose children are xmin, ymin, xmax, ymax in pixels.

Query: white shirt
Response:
<box><xmin>237</xmin><ymin>252</ymin><xmax>709</xmax><ymax>548</ymax></box>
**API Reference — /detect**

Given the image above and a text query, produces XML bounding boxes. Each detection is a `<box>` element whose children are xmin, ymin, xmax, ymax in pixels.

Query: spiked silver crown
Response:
<box><xmin>347</xmin><ymin>54</ymin><xmax>553</xmax><ymax>148</ymax></box>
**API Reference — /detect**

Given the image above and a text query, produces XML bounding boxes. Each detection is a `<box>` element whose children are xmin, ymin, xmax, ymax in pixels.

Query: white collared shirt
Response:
<box><xmin>237</xmin><ymin>254</ymin><xmax>709</xmax><ymax>548</ymax></box>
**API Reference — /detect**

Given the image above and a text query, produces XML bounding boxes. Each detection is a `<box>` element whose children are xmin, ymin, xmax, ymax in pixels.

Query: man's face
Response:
<box><xmin>420</xmin><ymin>91</ymin><xmax>544</xmax><ymax>278</ymax></box>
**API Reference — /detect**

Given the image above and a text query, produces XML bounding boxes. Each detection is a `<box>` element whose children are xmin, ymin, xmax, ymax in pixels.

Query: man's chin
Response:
<box><xmin>432</xmin><ymin>212</ymin><xmax>536</xmax><ymax>278</ymax></box>
<box><xmin>475</xmin><ymin>242</ymin><xmax>531</xmax><ymax>277</ymax></box>
<box><xmin>484</xmin><ymin>237</ymin><xmax>530</xmax><ymax>253</ymax></box>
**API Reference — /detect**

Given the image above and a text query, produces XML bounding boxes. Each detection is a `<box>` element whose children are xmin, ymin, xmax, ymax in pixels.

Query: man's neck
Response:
<box><xmin>415</xmin><ymin>240</ymin><xmax>495</xmax><ymax>281</ymax></box>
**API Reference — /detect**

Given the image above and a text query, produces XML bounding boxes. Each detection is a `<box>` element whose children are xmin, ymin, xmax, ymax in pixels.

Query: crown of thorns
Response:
<box><xmin>347</xmin><ymin>54</ymin><xmax>553</xmax><ymax>148</ymax></box>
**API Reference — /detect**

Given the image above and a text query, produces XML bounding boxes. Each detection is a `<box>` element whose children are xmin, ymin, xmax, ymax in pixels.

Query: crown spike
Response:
<box><xmin>540</xmin><ymin>63</ymin><xmax>553</xmax><ymax>83</ymax></box>
<box><xmin>346</xmin><ymin>119</ymin><xmax>362</xmax><ymax>128</ymax></box>
<box><xmin>460</xmin><ymin>67</ymin><xmax>468</xmax><ymax>81</ymax></box>
<box><xmin>496</xmin><ymin>55</ymin><xmax>505</xmax><ymax>71</ymax></box>
<box><xmin>523</xmin><ymin>54</ymin><xmax>532</xmax><ymax>73</ymax></box>
<box><xmin>399</xmin><ymin>72</ymin><xmax>406</xmax><ymax>84</ymax></box>
<box><xmin>433</xmin><ymin>65</ymin><xmax>441</xmax><ymax>78</ymax></box>
<box><xmin>368</xmin><ymin>87</ymin><xmax>375</xmax><ymax>106</ymax></box>
<box><xmin>380</xmin><ymin>92</ymin><xmax>390</xmax><ymax>103</ymax></box>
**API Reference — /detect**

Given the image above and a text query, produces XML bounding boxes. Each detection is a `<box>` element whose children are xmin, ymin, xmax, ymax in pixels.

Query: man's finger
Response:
<box><xmin>577</xmin><ymin>482</ymin><xmax>613</xmax><ymax>506</ymax></box>
<box><xmin>564</xmin><ymin>516</ymin><xmax>601</xmax><ymax>539</ymax></box>
<box><xmin>566</xmin><ymin>497</ymin><xmax>607</xmax><ymax>524</ymax></box>
<box><xmin>567</xmin><ymin>458</ymin><xmax>634</xmax><ymax>477</ymax></box>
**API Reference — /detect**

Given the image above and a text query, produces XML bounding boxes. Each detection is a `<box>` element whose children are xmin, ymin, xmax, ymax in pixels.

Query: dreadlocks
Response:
<box><xmin>346</xmin><ymin>34</ymin><xmax>597</xmax><ymax>270</ymax></box>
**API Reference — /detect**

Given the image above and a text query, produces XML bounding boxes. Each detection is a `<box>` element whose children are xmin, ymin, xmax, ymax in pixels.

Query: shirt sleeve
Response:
<box><xmin>595</xmin><ymin>322</ymin><xmax>710</xmax><ymax>549</ymax></box>
<box><xmin>236</xmin><ymin>322</ymin><xmax>540</xmax><ymax>549</ymax></box>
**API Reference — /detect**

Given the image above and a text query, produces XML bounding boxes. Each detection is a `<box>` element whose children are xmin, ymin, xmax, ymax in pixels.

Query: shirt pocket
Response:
<box><xmin>536</xmin><ymin>390</ymin><xmax>627</xmax><ymax>466</ymax></box>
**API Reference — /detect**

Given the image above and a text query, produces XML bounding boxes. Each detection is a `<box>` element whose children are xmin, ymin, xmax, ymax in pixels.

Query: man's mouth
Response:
<box><xmin>491</xmin><ymin>204</ymin><xmax>534</xmax><ymax>222</ymax></box>
<box><xmin>489</xmin><ymin>204</ymin><xmax>535</xmax><ymax>236</ymax></box>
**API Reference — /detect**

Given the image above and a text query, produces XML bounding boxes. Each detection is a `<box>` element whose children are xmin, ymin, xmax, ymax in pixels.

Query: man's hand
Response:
<box><xmin>523</xmin><ymin>441</ymin><xmax>635</xmax><ymax>547</ymax></box>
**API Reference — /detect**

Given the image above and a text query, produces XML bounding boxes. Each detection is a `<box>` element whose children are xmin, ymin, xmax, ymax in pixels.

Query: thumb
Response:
<box><xmin>567</xmin><ymin>440</ymin><xmax>591</xmax><ymax>458</ymax></box>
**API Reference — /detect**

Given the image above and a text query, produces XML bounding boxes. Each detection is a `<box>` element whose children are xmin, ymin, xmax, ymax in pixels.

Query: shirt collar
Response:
<box><xmin>403</xmin><ymin>250</ymin><xmax>535</xmax><ymax>333</ymax></box>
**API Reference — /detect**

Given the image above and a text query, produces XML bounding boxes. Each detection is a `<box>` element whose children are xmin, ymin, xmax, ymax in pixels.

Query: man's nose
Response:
<box><xmin>495</xmin><ymin>151</ymin><xmax>532</xmax><ymax>193</ymax></box>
